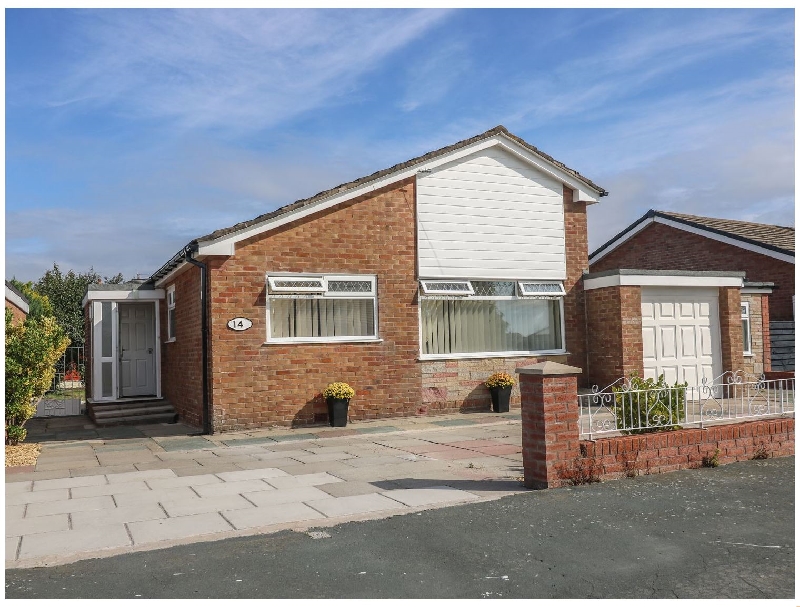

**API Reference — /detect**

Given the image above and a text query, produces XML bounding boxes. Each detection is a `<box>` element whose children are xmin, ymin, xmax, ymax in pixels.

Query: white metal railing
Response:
<box><xmin>579</xmin><ymin>371</ymin><xmax>795</xmax><ymax>439</ymax></box>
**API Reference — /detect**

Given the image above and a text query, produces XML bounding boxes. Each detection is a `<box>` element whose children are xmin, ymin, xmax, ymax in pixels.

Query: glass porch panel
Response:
<box><xmin>101</xmin><ymin>301</ymin><xmax>113</xmax><ymax>358</ymax></box>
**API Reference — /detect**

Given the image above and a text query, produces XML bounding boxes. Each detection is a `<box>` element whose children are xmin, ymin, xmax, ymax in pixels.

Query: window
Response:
<box><xmin>167</xmin><ymin>286</ymin><xmax>176</xmax><ymax>341</ymax></box>
<box><xmin>267</xmin><ymin>274</ymin><xmax>377</xmax><ymax>342</ymax></box>
<box><xmin>420</xmin><ymin>279</ymin><xmax>565</xmax><ymax>357</ymax></box>
<box><xmin>741</xmin><ymin>302</ymin><xmax>752</xmax><ymax>355</ymax></box>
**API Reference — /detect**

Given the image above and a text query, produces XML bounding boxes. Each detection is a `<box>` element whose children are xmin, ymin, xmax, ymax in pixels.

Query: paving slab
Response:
<box><xmin>380</xmin><ymin>486</ymin><xmax>481</xmax><ymax>508</ymax></box>
<box><xmin>219</xmin><ymin>437</ymin><xmax>277</xmax><ymax>447</ymax></box>
<box><xmin>6</xmin><ymin>537</ymin><xmax>19</xmax><ymax>562</ymax></box>
<box><xmin>34</xmin><ymin>459</ymin><xmax>100</xmax><ymax>472</ymax></box>
<box><xmin>154</xmin><ymin>438</ymin><xmax>217</xmax><ymax>452</ymax></box>
<box><xmin>230</xmin><ymin>458</ymin><xmax>301</xmax><ymax>471</ymax></box>
<box><xmin>264</xmin><ymin>472</ymin><xmax>344</xmax><ymax>489</ymax></box>
<box><xmin>339</xmin><ymin>455</ymin><xmax>410</xmax><ymax>468</ymax></box>
<box><xmin>215</xmin><ymin>468</ymin><xmax>289</xmax><ymax>483</ymax></box>
<box><xmin>5</xmin><ymin>504</ymin><xmax>26</xmax><ymax>520</ymax></box>
<box><xmin>269</xmin><ymin>434</ymin><xmax>319</xmax><ymax>443</ymax></box>
<box><xmin>355</xmin><ymin>426</ymin><xmax>401</xmax><ymax>434</ymax></box>
<box><xmin>71</xmin><ymin>480</ymin><xmax>150</xmax><ymax>499</ymax></box>
<box><xmin>96</xmin><ymin>452</ymin><xmax>160</xmax><ymax>466</ymax></box>
<box><xmin>5</xmin><ymin>480</ymin><xmax>33</xmax><ymax>494</ymax></box>
<box><xmin>161</xmin><ymin>494</ymin><xmax>254</xmax><ymax>518</ymax></box>
<box><xmin>314</xmin><ymin>481</ymin><xmax>384</xmax><ymax>498</ymax></box>
<box><xmin>113</xmin><ymin>487</ymin><xmax>199</xmax><ymax>508</ymax></box>
<box><xmin>127</xmin><ymin>512</ymin><xmax>232</xmax><ymax>545</ymax></box>
<box><xmin>304</xmin><ymin>493</ymin><xmax>406</xmax><ymax>518</ymax></box>
<box><xmin>70</xmin><ymin>465</ymin><xmax>138</xmax><ymax>477</ymax></box>
<box><xmin>5</xmin><ymin>470</ymin><xmax>65</xmax><ymax>482</ymax></box>
<box><xmin>70</xmin><ymin>504</ymin><xmax>167</xmax><ymax>529</ymax></box>
<box><xmin>273</xmin><ymin>461</ymin><xmax>355</xmax><ymax>476</ymax></box>
<box><xmin>222</xmin><ymin>503</ymin><xmax>325</xmax><ymax>530</ymax></box>
<box><xmin>26</xmin><ymin>495</ymin><xmax>116</xmax><ymax>518</ymax></box>
<box><xmin>145</xmin><ymin>473</ymin><xmax>224</xmax><ymax>490</ymax></box>
<box><xmin>18</xmin><ymin>523</ymin><xmax>131</xmax><ymax>561</ymax></box>
<box><xmin>32</xmin><ymin>475</ymin><xmax>107</xmax><ymax>492</ymax></box>
<box><xmin>174</xmin><ymin>463</ymin><xmax>243</xmax><ymax>476</ymax></box>
<box><xmin>5</xmin><ymin>488</ymin><xmax>70</xmax><ymax>506</ymax></box>
<box><xmin>289</xmin><ymin>451</ymin><xmax>356</xmax><ymax>464</ymax></box>
<box><xmin>106</xmin><ymin>469</ymin><xmax>177</xmax><ymax>484</ymax></box>
<box><xmin>241</xmin><ymin>486</ymin><xmax>332</xmax><ymax>507</ymax></box>
<box><xmin>7</xmin><ymin>513</ymin><xmax>70</xmax><ymax>537</ymax></box>
<box><xmin>192</xmin><ymin>479</ymin><xmax>275</xmax><ymax>498</ymax></box>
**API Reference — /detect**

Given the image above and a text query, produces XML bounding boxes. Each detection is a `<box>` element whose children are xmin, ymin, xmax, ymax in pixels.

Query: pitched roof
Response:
<box><xmin>5</xmin><ymin>280</ymin><xmax>30</xmax><ymax>313</ymax></box>
<box><xmin>151</xmin><ymin>125</ymin><xmax>608</xmax><ymax>282</ymax></box>
<box><xmin>590</xmin><ymin>209</ymin><xmax>795</xmax><ymax>263</ymax></box>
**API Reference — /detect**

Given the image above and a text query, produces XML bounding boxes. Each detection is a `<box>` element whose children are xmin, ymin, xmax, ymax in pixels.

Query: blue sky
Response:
<box><xmin>5</xmin><ymin>8</ymin><xmax>795</xmax><ymax>281</ymax></box>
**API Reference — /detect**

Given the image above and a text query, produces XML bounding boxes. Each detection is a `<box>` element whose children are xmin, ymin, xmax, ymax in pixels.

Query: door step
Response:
<box><xmin>87</xmin><ymin>399</ymin><xmax>178</xmax><ymax>426</ymax></box>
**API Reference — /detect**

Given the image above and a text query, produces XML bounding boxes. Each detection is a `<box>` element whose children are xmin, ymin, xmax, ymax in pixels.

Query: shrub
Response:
<box><xmin>702</xmin><ymin>448</ymin><xmax>720</xmax><ymax>468</ymax></box>
<box><xmin>485</xmin><ymin>372</ymin><xmax>515</xmax><ymax>389</ymax></box>
<box><xmin>5</xmin><ymin>308</ymin><xmax>70</xmax><ymax>444</ymax></box>
<box><xmin>612</xmin><ymin>373</ymin><xmax>686</xmax><ymax>435</ymax></box>
<box><xmin>322</xmin><ymin>382</ymin><xmax>355</xmax><ymax>400</ymax></box>
<box><xmin>5</xmin><ymin>425</ymin><xmax>26</xmax><ymax>445</ymax></box>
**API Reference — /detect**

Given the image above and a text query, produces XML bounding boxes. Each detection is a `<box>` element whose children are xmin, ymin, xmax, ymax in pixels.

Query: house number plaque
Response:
<box><xmin>227</xmin><ymin>318</ymin><xmax>253</xmax><ymax>331</ymax></box>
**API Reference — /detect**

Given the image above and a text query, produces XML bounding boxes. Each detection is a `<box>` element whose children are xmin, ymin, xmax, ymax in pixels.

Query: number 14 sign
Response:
<box><xmin>227</xmin><ymin>318</ymin><xmax>253</xmax><ymax>331</ymax></box>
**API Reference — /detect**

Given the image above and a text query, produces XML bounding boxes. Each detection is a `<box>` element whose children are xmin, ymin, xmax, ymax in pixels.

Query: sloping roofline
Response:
<box><xmin>151</xmin><ymin>125</ymin><xmax>608</xmax><ymax>283</ymax></box>
<box><xmin>5</xmin><ymin>280</ymin><xmax>30</xmax><ymax>314</ymax></box>
<box><xmin>590</xmin><ymin>209</ymin><xmax>795</xmax><ymax>265</ymax></box>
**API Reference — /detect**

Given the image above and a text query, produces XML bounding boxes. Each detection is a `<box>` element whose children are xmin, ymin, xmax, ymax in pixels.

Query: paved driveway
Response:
<box><xmin>6</xmin><ymin>413</ymin><xmax>526</xmax><ymax>568</ymax></box>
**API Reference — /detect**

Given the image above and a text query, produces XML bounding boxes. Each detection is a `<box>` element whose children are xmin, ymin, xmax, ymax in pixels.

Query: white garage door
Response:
<box><xmin>641</xmin><ymin>287</ymin><xmax>722</xmax><ymax>388</ymax></box>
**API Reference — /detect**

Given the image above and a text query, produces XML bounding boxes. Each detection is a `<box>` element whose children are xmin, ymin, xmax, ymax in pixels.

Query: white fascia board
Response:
<box><xmin>154</xmin><ymin>261</ymin><xmax>192</xmax><ymax>288</ymax></box>
<box><xmin>84</xmin><ymin>289</ymin><xmax>165</xmax><ymax>304</ymax></box>
<box><xmin>584</xmin><ymin>274</ymin><xmax>744</xmax><ymax>291</ymax></box>
<box><xmin>590</xmin><ymin>217</ymin><xmax>655</xmax><ymax>263</ymax></box>
<box><xmin>741</xmin><ymin>286</ymin><xmax>774</xmax><ymax>294</ymax></box>
<box><xmin>5</xmin><ymin>286</ymin><xmax>29</xmax><ymax>314</ymax></box>
<box><xmin>196</xmin><ymin>135</ymin><xmax>604</xmax><ymax>254</ymax></box>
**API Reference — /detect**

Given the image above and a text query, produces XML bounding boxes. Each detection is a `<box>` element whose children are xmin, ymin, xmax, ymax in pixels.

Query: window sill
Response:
<box><xmin>743</xmin><ymin>353</ymin><xmax>754</xmax><ymax>358</ymax></box>
<box><xmin>263</xmin><ymin>338</ymin><xmax>384</xmax><ymax>346</ymax></box>
<box><xmin>419</xmin><ymin>351</ymin><xmax>569</xmax><ymax>361</ymax></box>
<box><xmin>164</xmin><ymin>338</ymin><xmax>176</xmax><ymax>344</ymax></box>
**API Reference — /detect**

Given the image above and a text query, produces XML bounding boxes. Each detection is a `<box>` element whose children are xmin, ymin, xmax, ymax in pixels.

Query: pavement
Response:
<box><xmin>5</xmin><ymin>457</ymin><xmax>794</xmax><ymax>599</ymax></box>
<box><xmin>6</xmin><ymin>411</ymin><xmax>528</xmax><ymax>569</ymax></box>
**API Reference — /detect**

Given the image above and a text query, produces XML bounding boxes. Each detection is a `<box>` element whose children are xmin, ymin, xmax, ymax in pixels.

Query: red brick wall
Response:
<box><xmin>582</xmin><ymin>419</ymin><xmax>794</xmax><ymax>479</ymax></box>
<box><xmin>590</xmin><ymin>222</ymin><xmax>794</xmax><ymax>321</ymax></box>
<box><xmin>206</xmin><ymin>179</ymin><xmax>421</xmax><ymax>431</ymax></box>
<box><xmin>5</xmin><ymin>301</ymin><xmax>27</xmax><ymax>325</ymax></box>
<box><xmin>563</xmin><ymin>187</ymin><xmax>589</xmax><ymax>381</ymax></box>
<box><xmin>161</xmin><ymin>265</ymin><xmax>204</xmax><ymax>428</ymax></box>
<box><xmin>586</xmin><ymin>285</ymin><xmax>643</xmax><ymax>388</ymax></box>
<box><xmin>718</xmin><ymin>286</ymin><xmax>744</xmax><ymax>376</ymax></box>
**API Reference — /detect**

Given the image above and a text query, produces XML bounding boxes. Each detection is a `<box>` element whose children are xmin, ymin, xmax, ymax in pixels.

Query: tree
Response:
<box><xmin>8</xmin><ymin>278</ymin><xmax>53</xmax><ymax>319</ymax></box>
<box><xmin>5</xmin><ymin>308</ymin><xmax>70</xmax><ymax>444</ymax></box>
<box><xmin>33</xmin><ymin>264</ymin><xmax>124</xmax><ymax>348</ymax></box>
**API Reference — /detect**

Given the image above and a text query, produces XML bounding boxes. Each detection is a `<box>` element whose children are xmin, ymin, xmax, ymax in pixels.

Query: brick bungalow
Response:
<box><xmin>81</xmin><ymin>128</ymin><xmax>758</xmax><ymax>432</ymax></box>
<box><xmin>588</xmin><ymin>210</ymin><xmax>795</xmax><ymax>378</ymax></box>
<box><xmin>5</xmin><ymin>280</ymin><xmax>29</xmax><ymax>325</ymax></box>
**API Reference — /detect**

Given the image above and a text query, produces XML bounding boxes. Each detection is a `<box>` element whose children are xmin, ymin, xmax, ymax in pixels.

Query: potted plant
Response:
<box><xmin>485</xmin><ymin>372</ymin><xmax>515</xmax><ymax>413</ymax></box>
<box><xmin>322</xmin><ymin>382</ymin><xmax>355</xmax><ymax>427</ymax></box>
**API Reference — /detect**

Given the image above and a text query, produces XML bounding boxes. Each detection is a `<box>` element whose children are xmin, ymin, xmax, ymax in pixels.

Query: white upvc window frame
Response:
<box><xmin>518</xmin><ymin>281</ymin><xmax>566</xmax><ymax>297</ymax></box>
<box><xmin>166</xmin><ymin>285</ymin><xmax>176</xmax><ymax>342</ymax></box>
<box><xmin>418</xmin><ymin>278</ymin><xmax>567</xmax><ymax>360</ymax></box>
<box><xmin>741</xmin><ymin>301</ymin><xmax>752</xmax><ymax>356</ymax></box>
<box><xmin>267</xmin><ymin>275</ymin><xmax>327</xmax><ymax>293</ymax></box>
<box><xmin>266</xmin><ymin>273</ymin><xmax>379</xmax><ymax>344</ymax></box>
<box><xmin>419</xmin><ymin>280</ymin><xmax>474</xmax><ymax>296</ymax></box>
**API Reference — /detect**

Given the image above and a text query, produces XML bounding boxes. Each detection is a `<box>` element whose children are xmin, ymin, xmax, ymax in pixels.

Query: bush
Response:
<box><xmin>612</xmin><ymin>374</ymin><xmax>686</xmax><ymax>435</ymax></box>
<box><xmin>485</xmin><ymin>372</ymin><xmax>515</xmax><ymax>389</ymax></box>
<box><xmin>5</xmin><ymin>308</ymin><xmax>70</xmax><ymax>444</ymax></box>
<box><xmin>5</xmin><ymin>425</ymin><xmax>26</xmax><ymax>445</ymax></box>
<box><xmin>322</xmin><ymin>382</ymin><xmax>355</xmax><ymax>400</ymax></box>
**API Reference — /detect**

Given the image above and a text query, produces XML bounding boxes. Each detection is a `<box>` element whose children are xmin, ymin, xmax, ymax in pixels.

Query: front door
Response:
<box><xmin>119</xmin><ymin>303</ymin><xmax>156</xmax><ymax>397</ymax></box>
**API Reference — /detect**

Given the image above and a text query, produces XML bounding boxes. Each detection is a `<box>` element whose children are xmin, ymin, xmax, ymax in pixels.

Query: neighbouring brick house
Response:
<box><xmin>80</xmin><ymin>128</ymin><xmax>764</xmax><ymax>433</ymax></box>
<box><xmin>589</xmin><ymin>210</ymin><xmax>795</xmax><ymax>377</ymax></box>
<box><xmin>5</xmin><ymin>280</ymin><xmax>29</xmax><ymax>324</ymax></box>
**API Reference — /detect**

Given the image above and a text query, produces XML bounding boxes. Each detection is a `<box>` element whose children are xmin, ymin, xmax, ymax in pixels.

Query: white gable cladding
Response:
<box><xmin>416</xmin><ymin>146</ymin><xmax>566</xmax><ymax>280</ymax></box>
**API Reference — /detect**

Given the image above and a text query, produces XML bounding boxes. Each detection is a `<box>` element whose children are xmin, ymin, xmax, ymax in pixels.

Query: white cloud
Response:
<box><xmin>40</xmin><ymin>9</ymin><xmax>453</xmax><ymax>133</ymax></box>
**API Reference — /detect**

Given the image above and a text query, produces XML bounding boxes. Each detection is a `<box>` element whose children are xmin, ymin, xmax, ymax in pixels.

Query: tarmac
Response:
<box><xmin>6</xmin><ymin>411</ymin><xmax>528</xmax><ymax>569</ymax></box>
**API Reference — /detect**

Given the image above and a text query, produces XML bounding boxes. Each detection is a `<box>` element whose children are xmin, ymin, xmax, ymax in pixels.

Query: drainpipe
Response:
<box><xmin>184</xmin><ymin>245</ymin><xmax>212</xmax><ymax>435</ymax></box>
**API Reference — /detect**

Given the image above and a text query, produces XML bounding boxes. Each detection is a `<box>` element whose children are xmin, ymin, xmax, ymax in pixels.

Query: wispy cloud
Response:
<box><xmin>38</xmin><ymin>9</ymin><xmax>452</xmax><ymax>133</ymax></box>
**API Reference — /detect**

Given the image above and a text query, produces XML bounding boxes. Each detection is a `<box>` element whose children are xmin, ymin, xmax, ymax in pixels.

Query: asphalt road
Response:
<box><xmin>6</xmin><ymin>457</ymin><xmax>794</xmax><ymax>599</ymax></box>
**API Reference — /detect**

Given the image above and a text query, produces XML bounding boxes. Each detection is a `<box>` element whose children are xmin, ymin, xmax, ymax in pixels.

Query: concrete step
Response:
<box><xmin>88</xmin><ymin>399</ymin><xmax>178</xmax><ymax>427</ymax></box>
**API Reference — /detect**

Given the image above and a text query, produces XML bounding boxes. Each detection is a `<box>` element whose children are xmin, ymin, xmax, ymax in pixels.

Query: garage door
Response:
<box><xmin>641</xmin><ymin>287</ymin><xmax>722</xmax><ymax>388</ymax></box>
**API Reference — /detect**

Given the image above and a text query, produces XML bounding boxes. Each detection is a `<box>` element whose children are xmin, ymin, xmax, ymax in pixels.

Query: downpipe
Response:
<box><xmin>184</xmin><ymin>245</ymin><xmax>212</xmax><ymax>435</ymax></box>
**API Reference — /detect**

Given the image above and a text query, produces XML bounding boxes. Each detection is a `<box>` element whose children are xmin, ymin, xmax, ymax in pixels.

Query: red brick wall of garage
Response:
<box><xmin>160</xmin><ymin>265</ymin><xmax>205</xmax><ymax>428</ymax></box>
<box><xmin>590</xmin><ymin>222</ymin><xmax>795</xmax><ymax>321</ymax></box>
<box><xmin>585</xmin><ymin>285</ymin><xmax>643</xmax><ymax>389</ymax></box>
<box><xmin>205</xmin><ymin>178</ymin><xmax>421</xmax><ymax>432</ymax></box>
<box><xmin>563</xmin><ymin>187</ymin><xmax>590</xmax><ymax>384</ymax></box>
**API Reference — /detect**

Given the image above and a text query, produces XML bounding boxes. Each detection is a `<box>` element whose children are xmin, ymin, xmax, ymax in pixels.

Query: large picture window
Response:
<box><xmin>267</xmin><ymin>274</ymin><xmax>377</xmax><ymax>342</ymax></box>
<box><xmin>420</xmin><ymin>280</ymin><xmax>564</xmax><ymax>357</ymax></box>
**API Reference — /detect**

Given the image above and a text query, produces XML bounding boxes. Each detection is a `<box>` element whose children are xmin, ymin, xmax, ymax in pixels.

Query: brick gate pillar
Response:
<box><xmin>517</xmin><ymin>361</ymin><xmax>583</xmax><ymax>489</ymax></box>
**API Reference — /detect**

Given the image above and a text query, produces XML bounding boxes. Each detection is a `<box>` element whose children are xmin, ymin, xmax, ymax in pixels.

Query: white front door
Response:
<box><xmin>641</xmin><ymin>287</ymin><xmax>722</xmax><ymax>388</ymax></box>
<box><xmin>119</xmin><ymin>303</ymin><xmax>156</xmax><ymax>397</ymax></box>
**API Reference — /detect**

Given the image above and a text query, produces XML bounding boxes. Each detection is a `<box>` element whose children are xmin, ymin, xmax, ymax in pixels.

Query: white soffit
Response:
<box><xmin>196</xmin><ymin>134</ymin><xmax>604</xmax><ymax>256</ymax></box>
<box><xmin>82</xmin><ymin>289</ymin><xmax>165</xmax><ymax>307</ymax></box>
<box><xmin>584</xmin><ymin>273</ymin><xmax>744</xmax><ymax>290</ymax></box>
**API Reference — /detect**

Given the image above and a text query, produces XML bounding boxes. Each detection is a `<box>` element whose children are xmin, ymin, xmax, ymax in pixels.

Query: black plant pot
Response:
<box><xmin>490</xmin><ymin>386</ymin><xmax>511</xmax><ymax>413</ymax></box>
<box><xmin>326</xmin><ymin>397</ymin><xmax>350</xmax><ymax>427</ymax></box>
